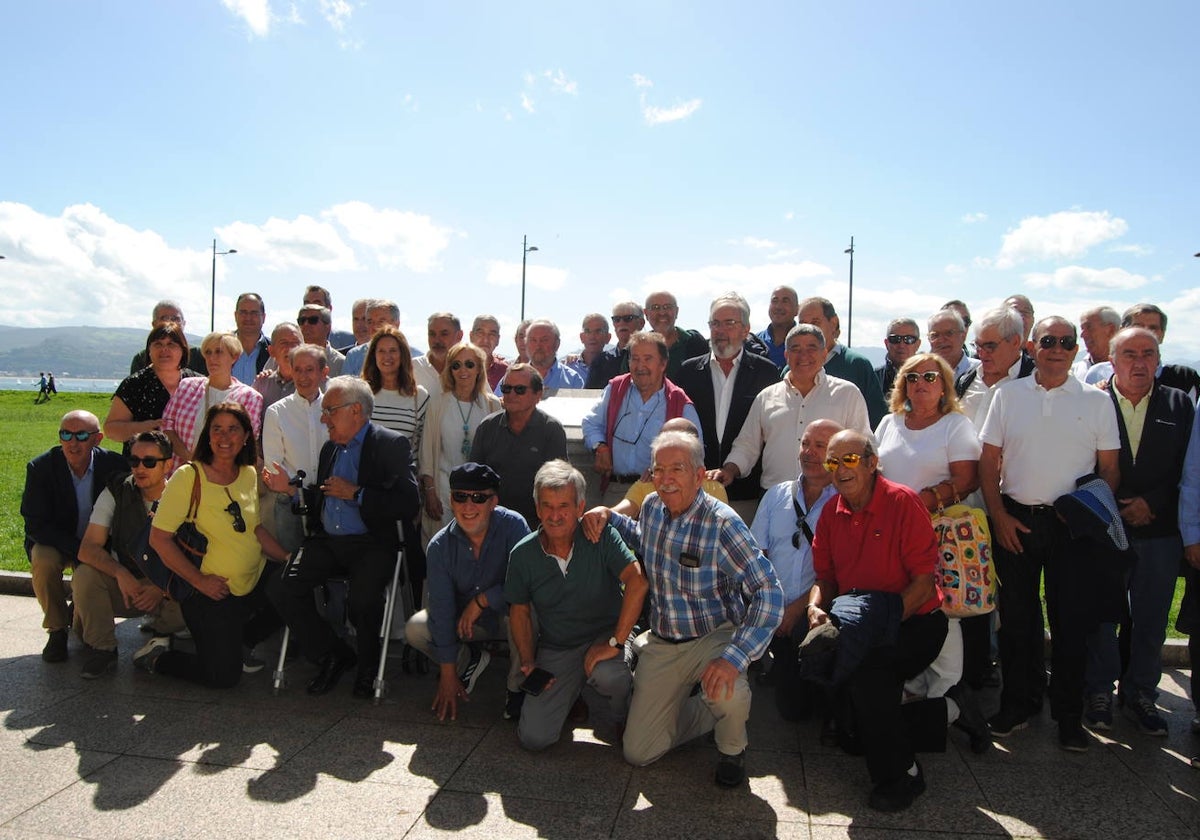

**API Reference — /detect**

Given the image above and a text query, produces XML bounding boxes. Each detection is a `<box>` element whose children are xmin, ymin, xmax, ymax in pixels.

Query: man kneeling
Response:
<box><xmin>505</xmin><ymin>460</ymin><xmax>648</xmax><ymax>750</ymax></box>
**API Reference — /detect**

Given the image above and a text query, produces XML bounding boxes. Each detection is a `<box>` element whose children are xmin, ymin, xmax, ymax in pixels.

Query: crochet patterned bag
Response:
<box><xmin>930</xmin><ymin>503</ymin><xmax>997</xmax><ymax>618</ymax></box>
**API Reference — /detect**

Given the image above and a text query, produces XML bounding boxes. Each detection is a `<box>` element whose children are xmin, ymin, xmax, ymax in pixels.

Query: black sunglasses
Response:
<box><xmin>611</xmin><ymin>314</ymin><xmax>640</xmax><ymax>324</ymax></box>
<box><xmin>450</xmin><ymin>359</ymin><xmax>477</xmax><ymax>371</ymax></box>
<box><xmin>127</xmin><ymin>455</ymin><xmax>168</xmax><ymax>468</ymax></box>
<box><xmin>451</xmin><ymin>490</ymin><xmax>495</xmax><ymax>504</ymax></box>
<box><xmin>887</xmin><ymin>334</ymin><xmax>919</xmax><ymax>346</ymax></box>
<box><xmin>1038</xmin><ymin>334</ymin><xmax>1078</xmax><ymax>351</ymax></box>
<box><xmin>297</xmin><ymin>315</ymin><xmax>325</xmax><ymax>326</ymax></box>
<box><xmin>500</xmin><ymin>384</ymin><xmax>530</xmax><ymax>395</ymax></box>
<box><xmin>59</xmin><ymin>430</ymin><xmax>98</xmax><ymax>442</ymax></box>
<box><xmin>223</xmin><ymin>489</ymin><xmax>246</xmax><ymax>533</ymax></box>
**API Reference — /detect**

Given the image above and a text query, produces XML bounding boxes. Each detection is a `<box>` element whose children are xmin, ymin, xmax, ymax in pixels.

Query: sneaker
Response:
<box><xmin>947</xmin><ymin>683</ymin><xmax>991</xmax><ymax>754</ymax></box>
<box><xmin>1058</xmin><ymin>720</ymin><xmax>1089</xmax><ymax>752</ymax></box>
<box><xmin>80</xmin><ymin>647</ymin><xmax>117</xmax><ymax>679</ymax></box>
<box><xmin>1191</xmin><ymin>755</ymin><xmax>1200</xmax><ymax>769</ymax></box>
<box><xmin>988</xmin><ymin>708</ymin><xmax>1029</xmax><ymax>737</ymax></box>
<box><xmin>714</xmin><ymin>749</ymin><xmax>746</xmax><ymax>788</ymax></box>
<box><xmin>173</xmin><ymin>628</ymin><xmax>193</xmax><ymax>641</ymax></box>
<box><xmin>1125</xmin><ymin>695</ymin><xmax>1168</xmax><ymax>736</ymax></box>
<box><xmin>242</xmin><ymin>647</ymin><xmax>266</xmax><ymax>674</ymax></box>
<box><xmin>1084</xmin><ymin>693</ymin><xmax>1113</xmax><ymax>731</ymax></box>
<box><xmin>134</xmin><ymin>636</ymin><xmax>171</xmax><ymax>674</ymax></box>
<box><xmin>42</xmin><ymin>629</ymin><xmax>68</xmax><ymax>663</ymax></box>
<box><xmin>503</xmin><ymin>689</ymin><xmax>525</xmax><ymax>721</ymax></box>
<box><xmin>868</xmin><ymin>761</ymin><xmax>925</xmax><ymax>812</ymax></box>
<box><xmin>458</xmin><ymin>646</ymin><xmax>490</xmax><ymax>694</ymax></box>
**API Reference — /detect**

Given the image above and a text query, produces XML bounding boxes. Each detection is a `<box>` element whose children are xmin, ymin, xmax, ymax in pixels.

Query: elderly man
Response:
<box><xmin>956</xmin><ymin>307</ymin><xmax>1035</xmax><ymax>429</ymax></box>
<box><xmin>980</xmin><ymin>317</ymin><xmax>1120</xmax><ymax>749</ymax></box>
<box><xmin>750</xmin><ymin>419</ymin><xmax>841</xmax><ymax>718</ymax></box>
<box><xmin>271</xmin><ymin>376</ymin><xmax>420</xmax><ymax>697</ymax></box>
<box><xmin>470</xmin><ymin>363</ymin><xmax>568</xmax><ymax>527</ymax></box>
<box><xmin>565</xmin><ymin>313</ymin><xmax>612</xmax><ymax>384</ymax></box>
<box><xmin>1004</xmin><ymin>294</ymin><xmax>1036</xmax><ymax>342</ymax></box>
<box><xmin>581</xmin><ymin>331</ymin><xmax>702</xmax><ymax>505</ymax></box>
<box><xmin>1071</xmin><ymin>306</ymin><xmax>1121</xmax><ymax>382</ymax></box>
<box><xmin>716</xmin><ymin>324</ymin><xmax>870</xmax><ymax>493</ymax></box>
<box><xmin>343</xmin><ymin>299</ymin><xmax>412</xmax><ymax>377</ymax></box>
<box><xmin>798</xmin><ymin>296</ymin><xmax>887</xmax><ymax>428</ymax></box>
<box><xmin>506</xmin><ymin>460</ymin><xmax>648</xmax><ymax>749</ymax></box>
<box><xmin>232</xmin><ymin>293</ymin><xmax>272</xmax><ymax>383</ymax></box>
<box><xmin>586</xmin><ymin>302</ymin><xmax>646</xmax><ymax>389</ymax></box>
<box><xmin>261</xmin><ymin>345</ymin><xmax>331</xmax><ymax>553</ymax></box>
<box><xmin>470</xmin><ymin>315</ymin><xmax>509</xmax><ymax>390</ymax></box>
<box><xmin>675</xmin><ymin>292</ymin><xmax>781</xmax><ymax>520</ymax></box>
<box><xmin>644</xmin><ymin>290</ymin><xmax>709</xmax><ymax>380</ymax></box>
<box><xmin>22</xmin><ymin>410</ymin><xmax>129</xmax><ymax>663</ymax></box>
<box><xmin>807</xmin><ymin>430</ymin><xmax>954</xmax><ymax>812</ymax></box>
<box><xmin>414</xmin><ymin>312</ymin><xmax>465</xmax><ymax>395</ymax></box>
<box><xmin>516</xmin><ymin>319</ymin><xmax>584</xmax><ymax>391</ymax></box>
<box><xmin>341</xmin><ymin>297</ymin><xmax>371</xmax><ymax>353</ymax></box>
<box><xmin>875</xmin><ymin>318</ymin><xmax>921</xmax><ymax>400</ymax></box>
<box><xmin>73</xmin><ymin>431</ymin><xmax>183</xmax><ymax>678</ymax></box>
<box><xmin>1085</xmin><ymin>304</ymin><xmax>1200</xmax><ymax>402</ymax></box>
<box><xmin>254</xmin><ymin>322</ymin><xmax>304</xmax><ymax>409</ymax></box>
<box><xmin>129</xmin><ymin>300</ymin><xmax>207</xmax><ymax>375</ymax></box>
<box><xmin>586</xmin><ymin>429</ymin><xmax>783</xmax><ymax>786</ymax></box>
<box><xmin>757</xmin><ymin>285</ymin><xmax>800</xmax><ymax>370</ymax></box>
<box><xmin>296</xmin><ymin>304</ymin><xmax>346</xmax><ymax>376</ymax></box>
<box><xmin>927</xmin><ymin>308</ymin><xmax>978</xmax><ymax>381</ymax></box>
<box><xmin>1082</xmin><ymin>328</ymin><xmax>1194</xmax><ymax>734</ymax></box>
<box><xmin>405</xmin><ymin>463</ymin><xmax>531</xmax><ymax>721</ymax></box>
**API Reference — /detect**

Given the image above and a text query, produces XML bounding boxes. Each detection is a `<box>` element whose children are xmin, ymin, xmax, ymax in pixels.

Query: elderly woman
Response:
<box><xmin>135</xmin><ymin>402</ymin><xmax>290</xmax><ymax>687</ymax></box>
<box><xmin>420</xmin><ymin>341</ymin><xmax>500</xmax><ymax>535</ymax></box>
<box><xmin>362</xmin><ymin>326</ymin><xmax>429</xmax><ymax>450</ymax></box>
<box><xmin>161</xmin><ymin>332</ymin><xmax>264</xmax><ymax>467</ymax></box>
<box><xmin>104</xmin><ymin>323</ymin><xmax>200</xmax><ymax>454</ymax></box>
<box><xmin>874</xmin><ymin>352</ymin><xmax>986</xmax><ymax>750</ymax></box>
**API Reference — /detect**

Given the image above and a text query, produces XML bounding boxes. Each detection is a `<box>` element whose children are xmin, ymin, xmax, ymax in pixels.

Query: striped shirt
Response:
<box><xmin>370</xmin><ymin>387</ymin><xmax>430</xmax><ymax>465</ymax></box>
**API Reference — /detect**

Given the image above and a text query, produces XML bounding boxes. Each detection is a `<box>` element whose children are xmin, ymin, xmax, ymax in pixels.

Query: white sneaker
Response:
<box><xmin>134</xmin><ymin>636</ymin><xmax>171</xmax><ymax>674</ymax></box>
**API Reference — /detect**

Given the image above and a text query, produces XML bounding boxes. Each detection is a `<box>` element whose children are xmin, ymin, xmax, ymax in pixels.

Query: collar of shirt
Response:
<box><xmin>828</xmin><ymin>343</ymin><xmax>846</xmax><ymax>358</ymax></box>
<box><xmin>786</xmin><ymin>368</ymin><xmax>827</xmax><ymax>395</ymax></box>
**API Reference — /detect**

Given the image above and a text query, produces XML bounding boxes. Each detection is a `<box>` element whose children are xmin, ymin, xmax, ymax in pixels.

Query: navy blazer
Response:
<box><xmin>1107</xmin><ymin>379</ymin><xmax>1195</xmax><ymax>539</ymax></box>
<box><xmin>312</xmin><ymin>421</ymin><xmax>420</xmax><ymax>552</ymax></box>
<box><xmin>21</xmin><ymin>446</ymin><xmax>129</xmax><ymax>562</ymax></box>
<box><xmin>675</xmin><ymin>351</ymin><xmax>782</xmax><ymax>501</ymax></box>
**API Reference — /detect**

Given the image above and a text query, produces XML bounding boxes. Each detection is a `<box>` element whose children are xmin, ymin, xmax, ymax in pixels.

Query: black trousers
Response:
<box><xmin>271</xmin><ymin>534</ymin><xmax>396</xmax><ymax>669</ymax></box>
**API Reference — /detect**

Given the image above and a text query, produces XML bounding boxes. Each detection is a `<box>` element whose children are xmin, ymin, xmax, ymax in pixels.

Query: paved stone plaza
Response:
<box><xmin>1</xmin><ymin>592</ymin><xmax>1198</xmax><ymax>839</ymax></box>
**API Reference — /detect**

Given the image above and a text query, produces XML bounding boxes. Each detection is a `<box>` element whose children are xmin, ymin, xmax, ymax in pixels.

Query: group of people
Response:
<box><xmin>19</xmin><ymin>283</ymin><xmax>1200</xmax><ymax>813</ymax></box>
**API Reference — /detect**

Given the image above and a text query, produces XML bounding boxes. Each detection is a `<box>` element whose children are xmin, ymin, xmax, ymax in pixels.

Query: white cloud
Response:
<box><xmin>944</xmin><ymin>264</ymin><xmax>966</xmax><ymax>276</ymax></box>
<box><xmin>631</xmin><ymin>74</ymin><xmax>702</xmax><ymax>125</ymax></box>
<box><xmin>766</xmin><ymin>249</ymin><xmax>801</xmax><ymax>260</ymax></box>
<box><xmin>484</xmin><ymin>260</ymin><xmax>568</xmax><ymax>292</ymax></box>
<box><xmin>543</xmin><ymin>69</ymin><xmax>578</xmax><ymax>95</ymax></box>
<box><xmin>630</xmin><ymin>73</ymin><xmax>653</xmax><ymax>89</ymax></box>
<box><xmin>222</xmin><ymin>0</ymin><xmax>272</xmax><ymax>36</ymax></box>
<box><xmin>961</xmin><ymin>212</ymin><xmax>988</xmax><ymax>224</ymax></box>
<box><xmin>217</xmin><ymin>214</ymin><xmax>360</xmax><ymax>272</ymax></box>
<box><xmin>1109</xmin><ymin>243</ymin><xmax>1152</xmax><ymax>256</ymax></box>
<box><xmin>783</xmin><ymin>211</ymin><xmax>795</xmax><ymax>221</ymax></box>
<box><xmin>729</xmin><ymin>236</ymin><xmax>779</xmax><ymax>250</ymax></box>
<box><xmin>994</xmin><ymin>210</ymin><xmax>1128</xmax><ymax>268</ymax></box>
<box><xmin>323</xmin><ymin>201</ymin><xmax>457</xmax><ymax>272</ymax></box>
<box><xmin>520</xmin><ymin>93</ymin><xmax>535</xmax><ymax>114</ymax></box>
<box><xmin>319</xmin><ymin>0</ymin><xmax>352</xmax><ymax>31</ymax></box>
<box><xmin>1024</xmin><ymin>265</ymin><xmax>1149</xmax><ymax>292</ymax></box>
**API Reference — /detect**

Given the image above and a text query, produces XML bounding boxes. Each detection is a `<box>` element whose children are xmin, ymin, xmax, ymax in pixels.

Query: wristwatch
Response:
<box><xmin>608</xmin><ymin>636</ymin><xmax>620</xmax><ymax>648</ymax></box>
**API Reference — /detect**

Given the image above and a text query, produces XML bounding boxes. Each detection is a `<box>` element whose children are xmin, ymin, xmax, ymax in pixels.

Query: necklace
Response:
<box><xmin>455</xmin><ymin>397</ymin><xmax>474</xmax><ymax>456</ymax></box>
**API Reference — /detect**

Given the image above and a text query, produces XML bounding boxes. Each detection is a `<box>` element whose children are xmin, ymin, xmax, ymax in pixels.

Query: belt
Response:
<box><xmin>651</xmin><ymin>631</ymin><xmax>698</xmax><ymax>645</ymax></box>
<box><xmin>1002</xmin><ymin>496</ymin><xmax>1057</xmax><ymax>516</ymax></box>
<box><xmin>610</xmin><ymin>473</ymin><xmax>641</xmax><ymax>484</ymax></box>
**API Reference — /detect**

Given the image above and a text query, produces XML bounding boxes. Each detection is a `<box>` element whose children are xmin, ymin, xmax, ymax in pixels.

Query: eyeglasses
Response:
<box><xmin>927</xmin><ymin>330</ymin><xmax>963</xmax><ymax>342</ymax></box>
<box><xmin>887</xmin><ymin>334</ymin><xmax>919</xmax><ymax>346</ymax></box>
<box><xmin>707</xmin><ymin>319</ymin><xmax>743</xmax><ymax>330</ymax></box>
<box><xmin>612</xmin><ymin>314</ymin><xmax>640</xmax><ymax>324</ymax></box>
<box><xmin>223</xmin><ymin>489</ymin><xmax>246</xmax><ymax>533</ymax></box>
<box><xmin>127</xmin><ymin>455</ymin><xmax>168</xmax><ymax>468</ymax></box>
<box><xmin>904</xmin><ymin>371</ymin><xmax>942</xmax><ymax>383</ymax></box>
<box><xmin>1038</xmin><ymin>334</ymin><xmax>1079</xmax><ymax>351</ymax></box>
<box><xmin>59</xmin><ymin>430</ymin><xmax>98</xmax><ymax>442</ymax></box>
<box><xmin>450</xmin><ymin>359</ymin><xmax>477</xmax><ymax>371</ymax></box>
<box><xmin>451</xmin><ymin>490</ymin><xmax>495</xmax><ymax>504</ymax></box>
<box><xmin>582</xmin><ymin>328</ymin><xmax>609</xmax><ymax>336</ymax></box>
<box><xmin>972</xmin><ymin>340</ymin><xmax>1000</xmax><ymax>354</ymax></box>
<box><xmin>298</xmin><ymin>315</ymin><xmax>325</xmax><ymax>326</ymax></box>
<box><xmin>646</xmin><ymin>303</ymin><xmax>676</xmax><ymax>312</ymax></box>
<box><xmin>823</xmin><ymin>453</ymin><xmax>866</xmax><ymax>472</ymax></box>
<box><xmin>320</xmin><ymin>402</ymin><xmax>352</xmax><ymax>417</ymax></box>
<box><xmin>500</xmin><ymin>384</ymin><xmax>530</xmax><ymax>395</ymax></box>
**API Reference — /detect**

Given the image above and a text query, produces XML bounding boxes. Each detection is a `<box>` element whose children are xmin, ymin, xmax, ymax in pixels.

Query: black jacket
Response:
<box><xmin>22</xmin><ymin>446</ymin><xmax>129</xmax><ymax>562</ymax></box>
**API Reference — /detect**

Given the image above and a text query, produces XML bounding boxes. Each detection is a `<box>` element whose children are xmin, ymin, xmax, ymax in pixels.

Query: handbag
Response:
<box><xmin>930</xmin><ymin>503</ymin><xmax>997</xmax><ymax>618</ymax></box>
<box><xmin>131</xmin><ymin>464</ymin><xmax>208</xmax><ymax>601</ymax></box>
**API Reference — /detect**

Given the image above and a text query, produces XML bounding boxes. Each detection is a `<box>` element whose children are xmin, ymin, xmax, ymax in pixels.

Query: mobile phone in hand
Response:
<box><xmin>519</xmin><ymin>667</ymin><xmax>554</xmax><ymax>696</ymax></box>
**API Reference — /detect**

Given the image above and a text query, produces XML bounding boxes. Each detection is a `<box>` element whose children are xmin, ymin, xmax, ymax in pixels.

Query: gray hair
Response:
<box><xmin>1081</xmin><ymin>306</ymin><xmax>1121</xmax><ymax>329</ymax></box>
<box><xmin>798</xmin><ymin>296</ymin><xmax>837</xmax><ymax>320</ymax></box>
<box><xmin>325</xmin><ymin>375</ymin><xmax>374</xmax><ymax>416</ymax></box>
<box><xmin>271</xmin><ymin>321</ymin><xmax>302</xmax><ymax>342</ymax></box>
<box><xmin>526</xmin><ymin>318</ymin><xmax>561</xmax><ymax>341</ymax></box>
<box><xmin>651</xmin><ymin>429</ymin><xmax>705</xmax><ymax>472</ymax></box>
<box><xmin>152</xmin><ymin>300</ymin><xmax>185</xmax><ymax>322</ymax></box>
<box><xmin>581</xmin><ymin>312</ymin><xmax>608</xmax><ymax>330</ymax></box>
<box><xmin>886</xmin><ymin>317</ymin><xmax>919</xmax><ymax>336</ymax></box>
<box><xmin>709</xmin><ymin>292</ymin><xmax>751</xmax><ymax>323</ymax></box>
<box><xmin>428</xmin><ymin>311</ymin><xmax>461</xmax><ymax>331</ymax></box>
<box><xmin>298</xmin><ymin>304</ymin><xmax>332</xmax><ymax>324</ymax></box>
<box><xmin>612</xmin><ymin>301</ymin><xmax>644</xmax><ymax>319</ymax></box>
<box><xmin>289</xmin><ymin>343</ymin><xmax>328</xmax><ymax>368</ymax></box>
<box><xmin>785</xmin><ymin>322</ymin><xmax>826</xmax><ymax>349</ymax></box>
<box><xmin>472</xmin><ymin>314</ymin><xmax>501</xmax><ymax>332</ymax></box>
<box><xmin>533</xmin><ymin>459</ymin><xmax>586</xmax><ymax>504</ymax></box>
<box><xmin>369</xmin><ymin>299</ymin><xmax>401</xmax><ymax>323</ymax></box>
<box><xmin>975</xmin><ymin>307</ymin><xmax>1024</xmax><ymax>341</ymax></box>
<box><xmin>927</xmin><ymin>309</ymin><xmax>965</xmax><ymax>333</ymax></box>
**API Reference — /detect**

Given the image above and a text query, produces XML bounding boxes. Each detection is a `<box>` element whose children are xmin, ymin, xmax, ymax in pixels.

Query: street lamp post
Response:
<box><xmin>210</xmin><ymin>239</ymin><xmax>237</xmax><ymax>331</ymax></box>
<box><xmin>520</xmin><ymin>234</ymin><xmax>539</xmax><ymax>321</ymax></box>
<box><xmin>844</xmin><ymin>236</ymin><xmax>855</xmax><ymax>347</ymax></box>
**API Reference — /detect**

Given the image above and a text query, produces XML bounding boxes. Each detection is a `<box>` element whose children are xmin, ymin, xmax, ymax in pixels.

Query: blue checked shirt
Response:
<box><xmin>610</xmin><ymin>490</ymin><xmax>784</xmax><ymax>672</ymax></box>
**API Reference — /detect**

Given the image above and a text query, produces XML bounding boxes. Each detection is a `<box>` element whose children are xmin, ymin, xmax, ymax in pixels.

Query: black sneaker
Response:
<box><xmin>1058</xmin><ymin>721</ymin><xmax>1089</xmax><ymax>752</ymax></box>
<box><xmin>459</xmin><ymin>646</ymin><xmax>491</xmax><ymax>694</ymax></box>
<box><xmin>947</xmin><ymin>683</ymin><xmax>991</xmax><ymax>754</ymax></box>
<box><xmin>80</xmin><ymin>647</ymin><xmax>117</xmax><ymax>679</ymax></box>
<box><xmin>868</xmin><ymin>761</ymin><xmax>925</xmax><ymax>812</ymax></box>
<box><xmin>988</xmin><ymin>708</ymin><xmax>1029</xmax><ymax>737</ymax></box>
<box><xmin>714</xmin><ymin>749</ymin><xmax>746</xmax><ymax>788</ymax></box>
<box><xmin>242</xmin><ymin>647</ymin><xmax>266</xmax><ymax>674</ymax></box>
<box><xmin>42</xmin><ymin>629</ymin><xmax>68</xmax><ymax>663</ymax></box>
<box><xmin>503</xmin><ymin>689</ymin><xmax>525</xmax><ymax>721</ymax></box>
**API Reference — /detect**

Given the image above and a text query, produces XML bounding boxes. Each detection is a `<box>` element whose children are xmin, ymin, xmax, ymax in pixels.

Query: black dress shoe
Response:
<box><xmin>352</xmin><ymin>671</ymin><xmax>375</xmax><ymax>699</ymax></box>
<box><xmin>868</xmin><ymin>761</ymin><xmax>925</xmax><ymax>812</ymax></box>
<box><xmin>307</xmin><ymin>649</ymin><xmax>357</xmax><ymax>695</ymax></box>
<box><xmin>947</xmin><ymin>682</ymin><xmax>992</xmax><ymax>754</ymax></box>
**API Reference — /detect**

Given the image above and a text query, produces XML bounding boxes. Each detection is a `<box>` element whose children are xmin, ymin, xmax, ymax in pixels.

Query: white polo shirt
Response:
<box><xmin>262</xmin><ymin>389</ymin><xmax>328</xmax><ymax>484</ymax></box>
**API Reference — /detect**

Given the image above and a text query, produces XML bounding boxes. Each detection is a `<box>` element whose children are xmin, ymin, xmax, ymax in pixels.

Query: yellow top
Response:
<box><xmin>1114</xmin><ymin>386</ymin><xmax>1148</xmax><ymax>461</ymax></box>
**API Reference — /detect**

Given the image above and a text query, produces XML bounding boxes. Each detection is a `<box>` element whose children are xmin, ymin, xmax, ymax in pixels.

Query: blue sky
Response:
<box><xmin>3</xmin><ymin>1</ymin><xmax>1198</xmax><ymax>360</ymax></box>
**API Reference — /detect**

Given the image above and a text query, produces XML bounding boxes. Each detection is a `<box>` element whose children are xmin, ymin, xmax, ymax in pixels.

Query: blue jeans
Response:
<box><xmin>1085</xmin><ymin>535</ymin><xmax>1182</xmax><ymax>702</ymax></box>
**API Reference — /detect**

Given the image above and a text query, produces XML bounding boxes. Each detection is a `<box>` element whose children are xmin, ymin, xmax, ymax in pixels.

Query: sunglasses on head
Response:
<box><xmin>887</xmin><ymin>334</ymin><xmax>919</xmax><ymax>346</ymax></box>
<box><xmin>1038</xmin><ymin>334</ymin><xmax>1078</xmax><ymax>351</ymax></box>
<box><xmin>451</xmin><ymin>490</ymin><xmax>495</xmax><ymax>504</ymax></box>
<box><xmin>223</xmin><ymin>489</ymin><xmax>246</xmax><ymax>533</ymax></box>
<box><xmin>127</xmin><ymin>455</ymin><xmax>168</xmax><ymax>468</ymax></box>
<box><xmin>450</xmin><ymin>359</ymin><xmax>477</xmax><ymax>371</ymax></box>
<box><xmin>297</xmin><ymin>315</ymin><xmax>325</xmax><ymax>326</ymax></box>
<box><xmin>904</xmin><ymin>370</ymin><xmax>942</xmax><ymax>383</ymax></box>
<box><xmin>823</xmin><ymin>453</ymin><xmax>866</xmax><ymax>473</ymax></box>
<box><xmin>59</xmin><ymin>430</ymin><xmax>97</xmax><ymax>442</ymax></box>
<box><xmin>500</xmin><ymin>384</ymin><xmax>529</xmax><ymax>395</ymax></box>
<box><xmin>611</xmin><ymin>314</ymin><xmax>639</xmax><ymax>324</ymax></box>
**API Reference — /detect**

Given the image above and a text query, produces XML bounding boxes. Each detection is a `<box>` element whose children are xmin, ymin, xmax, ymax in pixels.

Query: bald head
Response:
<box><xmin>58</xmin><ymin>410</ymin><xmax>103</xmax><ymax>477</ymax></box>
<box><xmin>661</xmin><ymin>417</ymin><xmax>701</xmax><ymax>438</ymax></box>
<box><xmin>799</xmin><ymin>419</ymin><xmax>844</xmax><ymax>483</ymax></box>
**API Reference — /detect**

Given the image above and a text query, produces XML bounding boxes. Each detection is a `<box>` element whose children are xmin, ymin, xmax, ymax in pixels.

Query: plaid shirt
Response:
<box><xmin>610</xmin><ymin>490</ymin><xmax>783</xmax><ymax>672</ymax></box>
<box><xmin>162</xmin><ymin>377</ymin><xmax>264</xmax><ymax>468</ymax></box>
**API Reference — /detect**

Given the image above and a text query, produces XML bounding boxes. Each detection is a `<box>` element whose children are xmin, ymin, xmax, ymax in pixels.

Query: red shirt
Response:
<box><xmin>811</xmin><ymin>475</ymin><xmax>943</xmax><ymax>615</ymax></box>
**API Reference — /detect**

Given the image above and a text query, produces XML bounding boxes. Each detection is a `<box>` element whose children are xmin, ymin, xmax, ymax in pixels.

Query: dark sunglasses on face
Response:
<box><xmin>450</xmin><ymin>359</ymin><xmax>477</xmax><ymax>371</ymax></box>
<box><xmin>500</xmin><ymin>384</ymin><xmax>530</xmax><ymax>395</ymax></box>
<box><xmin>298</xmin><ymin>315</ymin><xmax>325</xmax><ymax>326</ymax></box>
<box><xmin>887</xmin><ymin>334</ymin><xmax>919</xmax><ymax>346</ymax></box>
<box><xmin>611</xmin><ymin>314</ymin><xmax>639</xmax><ymax>324</ymax></box>
<box><xmin>1038</xmin><ymin>334</ymin><xmax>1078</xmax><ymax>351</ymax></box>
<box><xmin>59</xmin><ymin>430</ymin><xmax>97</xmax><ymax>442</ymax></box>
<box><xmin>127</xmin><ymin>455</ymin><xmax>168</xmax><ymax>468</ymax></box>
<box><xmin>224</xmin><ymin>489</ymin><xmax>246</xmax><ymax>533</ymax></box>
<box><xmin>904</xmin><ymin>370</ymin><xmax>942</xmax><ymax>383</ymax></box>
<box><xmin>451</xmin><ymin>490</ymin><xmax>495</xmax><ymax>504</ymax></box>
